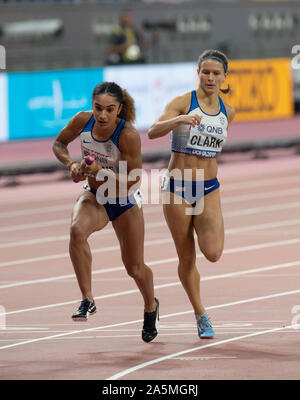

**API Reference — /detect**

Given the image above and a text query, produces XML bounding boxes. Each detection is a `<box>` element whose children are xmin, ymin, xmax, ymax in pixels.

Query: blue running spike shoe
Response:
<box><xmin>196</xmin><ymin>313</ymin><xmax>214</xmax><ymax>339</ymax></box>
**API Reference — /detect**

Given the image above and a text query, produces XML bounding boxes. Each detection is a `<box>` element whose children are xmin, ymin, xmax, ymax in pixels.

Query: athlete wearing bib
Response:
<box><xmin>161</xmin><ymin>90</ymin><xmax>228</xmax><ymax>206</ymax></box>
<box><xmin>172</xmin><ymin>90</ymin><xmax>228</xmax><ymax>158</ymax></box>
<box><xmin>148</xmin><ymin>50</ymin><xmax>235</xmax><ymax>340</ymax></box>
<box><xmin>53</xmin><ymin>82</ymin><xmax>159</xmax><ymax>343</ymax></box>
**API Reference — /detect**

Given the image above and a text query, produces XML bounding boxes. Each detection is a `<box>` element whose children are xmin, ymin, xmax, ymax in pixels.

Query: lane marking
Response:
<box><xmin>1</xmin><ymin>240</ymin><xmax>300</xmax><ymax>290</ymax></box>
<box><xmin>0</xmin><ymin>288</ymin><xmax>300</xmax><ymax>351</ymax></box>
<box><xmin>1</xmin><ymin>185</ymin><xmax>300</xmax><ymax>221</ymax></box>
<box><xmin>222</xmin><ymin>187</ymin><xmax>300</xmax><ymax>205</ymax></box>
<box><xmin>225</xmin><ymin>218</ymin><xmax>300</xmax><ymax>235</ymax></box>
<box><xmin>1</xmin><ymin>197</ymin><xmax>300</xmax><ymax>233</ymax></box>
<box><xmin>1</xmin><ymin>216</ymin><xmax>300</xmax><ymax>250</ymax></box>
<box><xmin>0</xmin><ymin>221</ymin><xmax>166</xmax><ymax>249</ymax></box>
<box><xmin>0</xmin><ymin>215</ymin><xmax>161</xmax><ymax>234</ymax></box>
<box><xmin>0</xmin><ymin>204</ymin><xmax>73</xmax><ymax>218</ymax></box>
<box><xmin>0</xmin><ymin>219</ymin><xmax>69</xmax><ymax>233</ymax></box>
<box><xmin>1</xmin><ymin>173</ymin><xmax>299</xmax><ymax>210</ymax></box>
<box><xmin>0</xmin><ymin>203</ymin><xmax>160</xmax><ymax>219</ymax></box>
<box><xmin>106</xmin><ymin>323</ymin><xmax>300</xmax><ymax>380</ymax></box>
<box><xmin>173</xmin><ymin>356</ymin><xmax>238</xmax><ymax>360</ymax></box>
<box><xmin>1</xmin><ymin>214</ymin><xmax>300</xmax><ymax>268</ymax></box>
<box><xmin>224</xmin><ymin>201</ymin><xmax>300</xmax><ymax>218</ymax></box>
<box><xmin>0</xmin><ymin>327</ymin><xmax>50</xmax><ymax>331</ymax></box>
<box><xmin>223</xmin><ymin>175</ymin><xmax>300</xmax><ymax>191</ymax></box>
<box><xmin>1</xmin><ymin>259</ymin><xmax>300</xmax><ymax>316</ymax></box>
<box><xmin>0</xmin><ymin>237</ymin><xmax>173</xmax><ymax>269</ymax></box>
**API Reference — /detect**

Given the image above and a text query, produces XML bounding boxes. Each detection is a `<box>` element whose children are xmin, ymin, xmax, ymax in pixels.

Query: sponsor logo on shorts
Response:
<box><xmin>204</xmin><ymin>185</ymin><xmax>215</xmax><ymax>191</ymax></box>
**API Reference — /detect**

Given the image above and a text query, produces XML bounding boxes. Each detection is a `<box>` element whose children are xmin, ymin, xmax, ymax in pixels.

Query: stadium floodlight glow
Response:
<box><xmin>2</xmin><ymin>19</ymin><xmax>63</xmax><ymax>40</ymax></box>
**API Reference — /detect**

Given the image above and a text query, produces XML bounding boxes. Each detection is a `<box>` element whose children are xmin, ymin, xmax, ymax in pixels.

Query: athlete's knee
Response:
<box><xmin>178</xmin><ymin>259</ymin><xmax>196</xmax><ymax>281</ymax></box>
<box><xmin>125</xmin><ymin>262</ymin><xmax>144</xmax><ymax>280</ymax></box>
<box><xmin>78</xmin><ymin>194</ymin><xmax>94</xmax><ymax>207</ymax></box>
<box><xmin>70</xmin><ymin>222</ymin><xmax>88</xmax><ymax>244</ymax></box>
<box><xmin>178</xmin><ymin>252</ymin><xmax>196</xmax><ymax>269</ymax></box>
<box><xmin>204</xmin><ymin>248</ymin><xmax>223</xmax><ymax>263</ymax></box>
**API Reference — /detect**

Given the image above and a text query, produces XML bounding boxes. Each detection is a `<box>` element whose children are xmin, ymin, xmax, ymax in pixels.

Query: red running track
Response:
<box><xmin>0</xmin><ymin>154</ymin><xmax>300</xmax><ymax>382</ymax></box>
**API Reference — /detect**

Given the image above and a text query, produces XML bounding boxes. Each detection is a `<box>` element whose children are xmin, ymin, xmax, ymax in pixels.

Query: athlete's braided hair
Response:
<box><xmin>92</xmin><ymin>82</ymin><xmax>136</xmax><ymax>122</ymax></box>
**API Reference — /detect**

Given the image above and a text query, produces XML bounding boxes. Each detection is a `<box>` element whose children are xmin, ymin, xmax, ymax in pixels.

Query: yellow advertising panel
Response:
<box><xmin>221</xmin><ymin>58</ymin><xmax>293</xmax><ymax>121</ymax></box>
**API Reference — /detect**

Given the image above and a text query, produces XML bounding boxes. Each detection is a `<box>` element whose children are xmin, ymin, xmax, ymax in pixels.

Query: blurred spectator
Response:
<box><xmin>106</xmin><ymin>10</ymin><xmax>158</xmax><ymax>65</ymax></box>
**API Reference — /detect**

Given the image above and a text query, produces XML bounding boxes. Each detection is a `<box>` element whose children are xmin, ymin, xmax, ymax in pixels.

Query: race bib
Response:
<box><xmin>186</xmin><ymin>123</ymin><xmax>225</xmax><ymax>154</ymax></box>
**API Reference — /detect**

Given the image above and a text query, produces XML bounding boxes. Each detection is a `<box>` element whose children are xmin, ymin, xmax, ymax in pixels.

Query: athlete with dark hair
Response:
<box><xmin>148</xmin><ymin>50</ymin><xmax>235</xmax><ymax>339</ymax></box>
<box><xmin>53</xmin><ymin>82</ymin><xmax>159</xmax><ymax>343</ymax></box>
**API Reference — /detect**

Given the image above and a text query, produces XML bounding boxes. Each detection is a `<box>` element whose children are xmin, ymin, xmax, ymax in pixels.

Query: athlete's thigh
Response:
<box><xmin>71</xmin><ymin>190</ymin><xmax>109</xmax><ymax>235</ymax></box>
<box><xmin>163</xmin><ymin>193</ymin><xmax>195</xmax><ymax>259</ymax></box>
<box><xmin>112</xmin><ymin>205</ymin><xmax>145</xmax><ymax>265</ymax></box>
<box><xmin>193</xmin><ymin>188</ymin><xmax>224</xmax><ymax>250</ymax></box>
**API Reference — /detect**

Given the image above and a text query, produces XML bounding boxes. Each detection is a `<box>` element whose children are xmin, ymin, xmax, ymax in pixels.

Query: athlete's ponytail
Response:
<box><xmin>119</xmin><ymin>88</ymin><xmax>136</xmax><ymax>122</ymax></box>
<box><xmin>92</xmin><ymin>81</ymin><xmax>136</xmax><ymax>122</ymax></box>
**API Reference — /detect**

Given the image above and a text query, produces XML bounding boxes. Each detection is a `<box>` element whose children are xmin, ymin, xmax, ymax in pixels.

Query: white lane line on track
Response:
<box><xmin>1</xmin><ymin>172</ymin><xmax>300</xmax><ymax>209</ymax></box>
<box><xmin>222</xmin><ymin>187</ymin><xmax>300</xmax><ymax>204</ymax></box>
<box><xmin>0</xmin><ymin>211</ymin><xmax>163</xmax><ymax>234</ymax></box>
<box><xmin>0</xmin><ymin>212</ymin><xmax>299</xmax><ymax>285</ymax></box>
<box><xmin>0</xmin><ymin>219</ymin><xmax>69</xmax><ymax>233</ymax></box>
<box><xmin>224</xmin><ymin>201</ymin><xmax>300</xmax><ymax>217</ymax></box>
<box><xmin>0</xmin><ymin>203</ymin><xmax>161</xmax><ymax>222</ymax></box>
<box><xmin>0</xmin><ymin>210</ymin><xmax>160</xmax><ymax>233</ymax></box>
<box><xmin>1</xmin><ymin>216</ymin><xmax>300</xmax><ymax>250</ymax></box>
<box><xmin>222</xmin><ymin>175</ymin><xmax>300</xmax><ymax>191</ymax></box>
<box><xmin>1</xmin><ymin>197</ymin><xmax>300</xmax><ymax>234</ymax></box>
<box><xmin>2</xmin><ymin>185</ymin><xmax>300</xmax><ymax>220</ymax></box>
<box><xmin>1</xmin><ymin>236</ymin><xmax>300</xmax><ymax>287</ymax></box>
<box><xmin>0</xmin><ymin>288</ymin><xmax>300</xmax><ymax>351</ymax></box>
<box><xmin>225</xmin><ymin>218</ymin><xmax>300</xmax><ymax>234</ymax></box>
<box><xmin>0</xmin><ymin>204</ymin><xmax>73</xmax><ymax>218</ymax></box>
<box><xmin>0</xmin><ymin>203</ymin><xmax>159</xmax><ymax>219</ymax></box>
<box><xmin>0</xmin><ymin>237</ymin><xmax>173</xmax><ymax>269</ymax></box>
<box><xmin>106</xmin><ymin>322</ymin><xmax>300</xmax><ymax>380</ymax></box>
<box><xmin>0</xmin><ymin>221</ymin><xmax>165</xmax><ymax>249</ymax></box>
<box><xmin>1</xmin><ymin>258</ymin><xmax>300</xmax><ymax>316</ymax></box>
<box><xmin>2</xmin><ymin>212</ymin><xmax>300</xmax><ymax>251</ymax></box>
<box><xmin>1</xmin><ymin>212</ymin><xmax>300</xmax><ymax>267</ymax></box>
<box><xmin>0</xmin><ymin>235</ymin><xmax>73</xmax><ymax>249</ymax></box>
